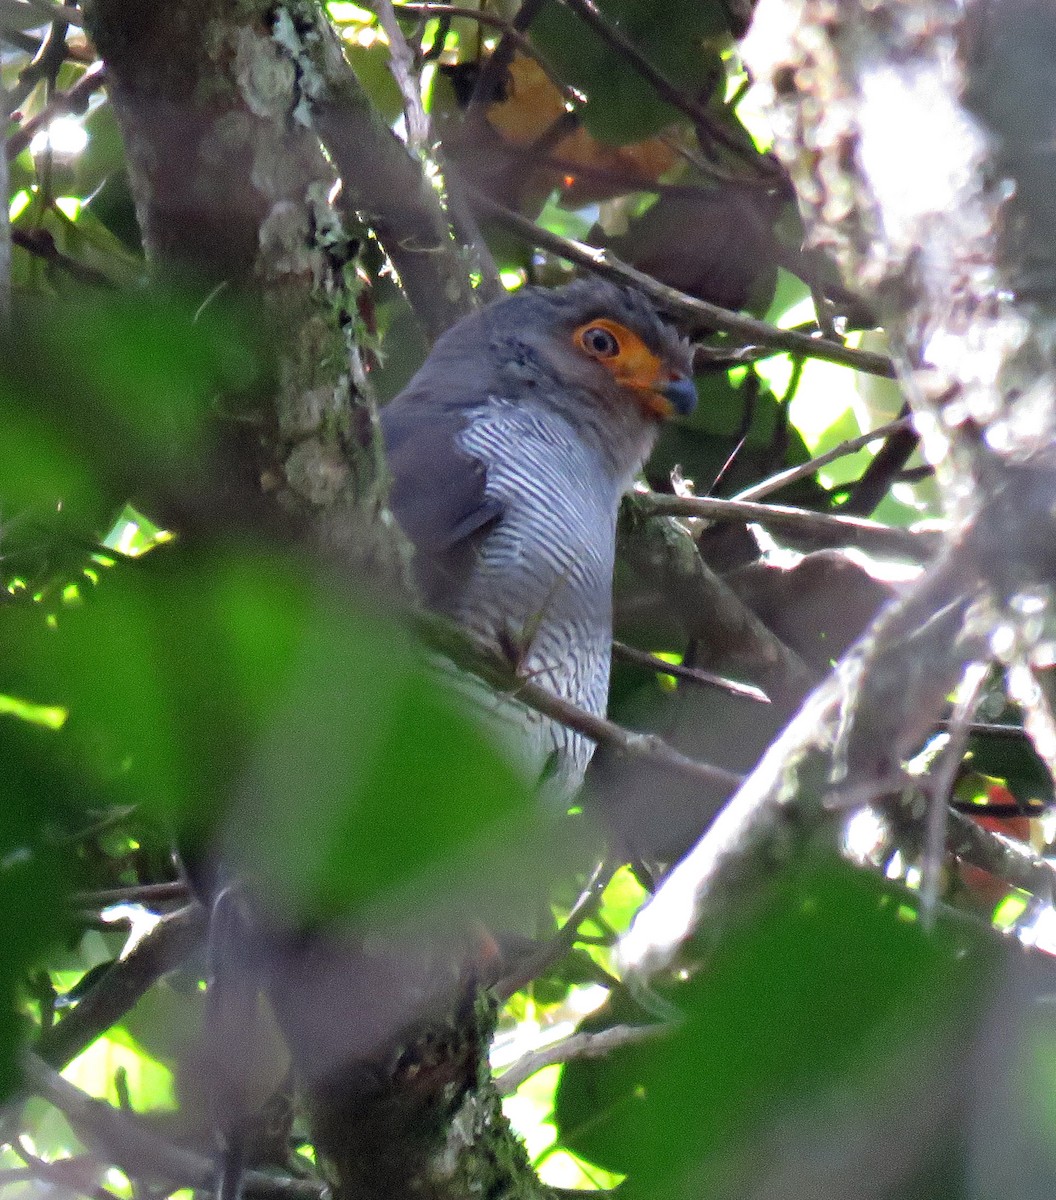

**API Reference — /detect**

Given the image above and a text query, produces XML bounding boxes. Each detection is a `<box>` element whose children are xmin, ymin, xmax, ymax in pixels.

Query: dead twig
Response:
<box><xmin>376</xmin><ymin>0</ymin><xmax>430</xmax><ymax>153</ymax></box>
<box><xmin>637</xmin><ymin>490</ymin><xmax>938</xmax><ymax>562</ymax></box>
<box><xmin>612</xmin><ymin>640</ymin><xmax>770</xmax><ymax>703</ymax></box>
<box><xmin>734</xmin><ymin>416</ymin><xmax>915</xmax><ymax>503</ymax></box>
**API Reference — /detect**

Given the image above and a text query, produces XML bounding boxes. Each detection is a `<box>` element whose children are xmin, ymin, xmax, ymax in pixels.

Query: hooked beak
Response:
<box><xmin>658</xmin><ymin>373</ymin><xmax>698</xmax><ymax>417</ymax></box>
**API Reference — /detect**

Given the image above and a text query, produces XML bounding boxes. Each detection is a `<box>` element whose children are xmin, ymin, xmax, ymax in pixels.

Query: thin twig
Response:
<box><xmin>733</xmin><ymin>416</ymin><xmax>914</xmax><ymax>503</ymax></box>
<box><xmin>382</xmin><ymin>1</ymin><xmax>506</xmax><ymax>298</ymax></box>
<box><xmin>636</xmin><ymin>491</ymin><xmax>939</xmax><ymax>562</ymax></box>
<box><xmin>945</xmin><ymin>806</ymin><xmax>1056</xmax><ymax>902</ymax></box>
<box><xmin>557</xmin><ymin>0</ymin><xmax>767</xmax><ymax>173</ymax></box>
<box><xmin>413</xmin><ymin>610</ymin><xmax>745</xmax><ymax>791</ymax></box>
<box><xmin>37</xmin><ymin>903</ymin><xmax>207</xmax><ymax>1070</ymax></box>
<box><xmin>921</xmin><ymin>663</ymin><xmax>989</xmax><ymax>927</ymax></box>
<box><xmin>11</xmin><ymin>1137</ymin><xmax>123</xmax><ymax>1200</ymax></box>
<box><xmin>841</xmin><ymin>403</ymin><xmax>920</xmax><ymax>517</ymax></box>
<box><xmin>495</xmin><ymin>1023</ymin><xmax>668</xmax><ymax>1095</ymax></box>
<box><xmin>514</xmin><ymin>675</ymin><xmax>743</xmax><ymax>787</ymax></box>
<box><xmin>395</xmin><ymin>3</ymin><xmax>574</xmax><ymax>99</ymax></box>
<box><xmin>612</xmin><ymin>640</ymin><xmax>770</xmax><ymax>703</ymax></box>
<box><xmin>376</xmin><ymin>0</ymin><xmax>430</xmax><ymax>154</ymax></box>
<box><xmin>469</xmin><ymin>190</ymin><xmax>899</xmax><ymax>378</ymax></box>
<box><xmin>495</xmin><ymin>860</ymin><xmax>617</xmax><ymax>1001</ymax></box>
<box><xmin>20</xmin><ymin>1054</ymin><xmax>325</xmax><ymax>1200</ymax></box>
<box><xmin>0</xmin><ymin>1168</ymin><xmax>40</xmax><ymax>1184</ymax></box>
<box><xmin>3</xmin><ymin>29</ymin><xmax>41</xmax><ymax>54</ymax></box>
<box><xmin>658</xmin><ymin>130</ymin><xmax>771</xmax><ymax>189</ymax></box>
<box><xmin>11</xmin><ymin>227</ymin><xmax>116</xmax><ymax>289</ymax></box>
<box><xmin>6</xmin><ymin>62</ymin><xmax>106</xmax><ymax>161</ymax></box>
<box><xmin>70</xmin><ymin>881</ymin><xmax>191</xmax><ymax>908</ymax></box>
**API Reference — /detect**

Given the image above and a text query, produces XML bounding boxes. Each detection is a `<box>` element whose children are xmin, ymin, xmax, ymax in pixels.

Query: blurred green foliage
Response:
<box><xmin>529</xmin><ymin>0</ymin><xmax>729</xmax><ymax>144</ymax></box>
<box><xmin>556</xmin><ymin>861</ymin><xmax>997</xmax><ymax>1197</ymax></box>
<box><xmin>1</xmin><ymin>2</ymin><xmax>1048</xmax><ymax>1198</ymax></box>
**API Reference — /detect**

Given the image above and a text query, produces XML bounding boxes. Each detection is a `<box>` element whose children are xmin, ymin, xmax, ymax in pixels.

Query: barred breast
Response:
<box><xmin>452</xmin><ymin>397</ymin><xmax>624</xmax><ymax>796</ymax></box>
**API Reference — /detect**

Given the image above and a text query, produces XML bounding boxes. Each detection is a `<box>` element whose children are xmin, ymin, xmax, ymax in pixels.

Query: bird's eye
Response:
<box><xmin>580</xmin><ymin>325</ymin><xmax>620</xmax><ymax>358</ymax></box>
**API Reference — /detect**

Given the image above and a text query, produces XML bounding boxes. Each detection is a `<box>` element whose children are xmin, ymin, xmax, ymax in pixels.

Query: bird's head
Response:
<box><xmin>488</xmin><ymin>277</ymin><xmax>697</xmax><ymax>427</ymax></box>
<box><xmin>399</xmin><ymin>278</ymin><xmax>695</xmax><ymax>480</ymax></box>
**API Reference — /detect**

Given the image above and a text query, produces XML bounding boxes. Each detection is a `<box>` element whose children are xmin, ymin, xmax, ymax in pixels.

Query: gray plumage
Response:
<box><xmin>382</xmin><ymin>278</ymin><xmax>694</xmax><ymax>797</ymax></box>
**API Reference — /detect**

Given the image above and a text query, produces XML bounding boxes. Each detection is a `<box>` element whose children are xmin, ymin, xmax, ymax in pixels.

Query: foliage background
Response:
<box><xmin>3</xmin><ymin>1</ymin><xmax>1056</xmax><ymax>1198</ymax></box>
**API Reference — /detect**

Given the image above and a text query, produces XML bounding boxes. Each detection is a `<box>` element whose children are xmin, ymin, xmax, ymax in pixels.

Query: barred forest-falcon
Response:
<box><xmin>381</xmin><ymin>278</ymin><xmax>696</xmax><ymax>798</ymax></box>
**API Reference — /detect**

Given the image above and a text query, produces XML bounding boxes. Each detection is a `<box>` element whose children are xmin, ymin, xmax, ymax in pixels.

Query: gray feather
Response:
<box><xmin>380</xmin><ymin>279</ymin><xmax>692</xmax><ymax>796</ymax></box>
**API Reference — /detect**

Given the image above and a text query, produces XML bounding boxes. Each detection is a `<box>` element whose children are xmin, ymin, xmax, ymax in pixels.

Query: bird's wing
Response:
<box><xmin>380</xmin><ymin>398</ymin><xmax>505</xmax><ymax>610</ymax></box>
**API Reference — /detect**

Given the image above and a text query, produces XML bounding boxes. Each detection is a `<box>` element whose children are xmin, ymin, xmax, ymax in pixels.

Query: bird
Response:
<box><xmin>380</xmin><ymin>277</ymin><xmax>696</xmax><ymax>799</ymax></box>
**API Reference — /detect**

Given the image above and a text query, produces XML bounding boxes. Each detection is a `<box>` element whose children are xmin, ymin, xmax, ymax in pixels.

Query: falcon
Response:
<box><xmin>381</xmin><ymin>277</ymin><xmax>696</xmax><ymax>797</ymax></box>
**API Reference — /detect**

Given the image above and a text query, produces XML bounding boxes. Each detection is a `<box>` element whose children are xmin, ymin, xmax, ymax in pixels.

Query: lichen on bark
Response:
<box><xmin>82</xmin><ymin>4</ymin><xmax>553</xmax><ymax>1197</ymax></box>
<box><xmin>84</xmin><ymin>0</ymin><xmax>402</xmax><ymax>580</ymax></box>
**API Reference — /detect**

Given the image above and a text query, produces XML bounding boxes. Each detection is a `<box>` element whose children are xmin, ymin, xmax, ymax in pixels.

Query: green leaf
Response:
<box><xmin>227</xmin><ymin>586</ymin><xmax>538</xmax><ymax>921</ymax></box>
<box><xmin>0</xmin><ymin>717</ymin><xmax>76</xmax><ymax>1096</ymax></box>
<box><xmin>0</xmin><ymin>293</ymin><xmax>254</xmax><ymax>557</ymax></box>
<box><xmin>965</xmin><ymin>729</ymin><xmax>1053</xmax><ymax>807</ymax></box>
<box><xmin>555</xmin><ymin>859</ymin><xmax>994</xmax><ymax>1195</ymax></box>
<box><xmin>529</xmin><ymin>0</ymin><xmax>731</xmax><ymax>144</ymax></box>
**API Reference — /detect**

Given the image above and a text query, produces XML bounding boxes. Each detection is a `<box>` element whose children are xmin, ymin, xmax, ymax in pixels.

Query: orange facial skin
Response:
<box><xmin>573</xmin><ymin>318</ymin><xmax>691</xmax><ymax>420</ymax></box>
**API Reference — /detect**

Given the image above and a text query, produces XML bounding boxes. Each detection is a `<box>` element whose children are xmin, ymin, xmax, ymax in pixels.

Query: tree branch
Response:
<box><xmin>20</xmin><ymin>1054</ymin><xmax>325</xmax><ymax>1200</ymax></box>
<box><xmin>284</xmin><ymin>0</ymin><xmax>486</xmax><ymax>340</ymax></box>
<box><xmin>37</xmin><ymin>903</ymin><xmax>207</xmax><ymax>1070</ymax></box>
<box><xmin>733</xmin><ymin>416</ymin><xmax>914</xmax><ymax>503</ymax></box>
<box><xmin>495</xmin><ymin>1023</ymin><xmax>667</xmax><ymax>1095</ymax></box>
<box><xmin>617</xmin><ymin>0</ymin><xmax>1056</xmax><ymax>974</ymax></box>
<box><xmin>637</xmin><ymin>491</ymin><xmax>938</xmax><ymax>562</ymax></box>
<box><xmin>469</xmin><ymin>190</ymin><xmax>899</xmax><ymax>378</ymax></box>
<box><xmin>70</xmin><ymin>881</ymin><xmax>191</xmax><ymax>908</ymax></box>
<box><xmin>612</xmin><ymin>640</ymin><xmax>770</xmax><ymax>703</ymax></box>
<box><xmin>413</xmin><ymin>610</ymin><xmax>745</xmax><ymax>792</ymax></box>
<box><xmin>375</xmin><ymin>0</ymin><xmax>430</xmax><ymax>153</ymax></box>
<box><xmin>944</xmin><ymin>807</ymin><xmax>1055</xmax><ymax>902</ymax></box>
<box><xmin>618</xmin><ymin>499</ymin><xmax>815</xmax><ymax>698</ymax></box>
<box><xmin>11</xmin><ymin>227</ymin><xmax>116</xmax><ymax>289</ymax></box>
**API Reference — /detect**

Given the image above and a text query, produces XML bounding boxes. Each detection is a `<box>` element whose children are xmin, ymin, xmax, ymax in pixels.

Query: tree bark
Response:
<box><xmin>82</xmin><ymin>4</ymin><xmax>553</xmax><ymax>1197</ymax></box>
<box><xmin>623</xmin><ymin>0</ymin><xmax>1056</xmax><ymax>975</ymax></box>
